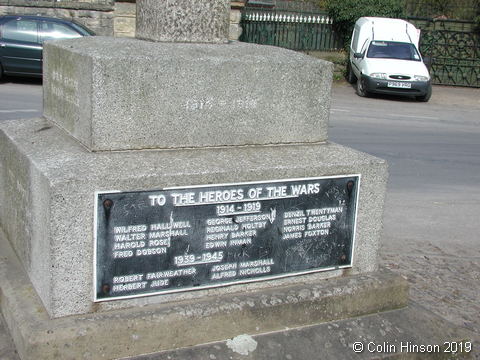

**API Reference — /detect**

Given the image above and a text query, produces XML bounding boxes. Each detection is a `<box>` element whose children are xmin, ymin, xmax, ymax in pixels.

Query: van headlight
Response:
<box><xmin>370</xmin><ymin>72</ymin><xmax>387</xmax><ymax>79</ymax></box>
<box><xmin>414</xmin><ymin>75</ymin><xmax>430</xmax><ymax>82</ymax></box>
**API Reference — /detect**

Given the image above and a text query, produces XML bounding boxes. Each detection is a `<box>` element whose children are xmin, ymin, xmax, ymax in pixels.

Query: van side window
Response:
<box><xmin>2</xmin><ymin>19</ymin><xmax>38</xmax><ymax>43</ymax></box>
<box><xmin>351</xmin><ymin>29</ymin><xmax>359</xmax><ymax>51</ymax></box>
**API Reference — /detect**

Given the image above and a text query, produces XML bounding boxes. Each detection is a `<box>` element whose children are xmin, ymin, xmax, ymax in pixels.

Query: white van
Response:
<box><xmin>347</xmin><ymin>17</ymin><xmax>432</xmax><ymax>102</ymax></box>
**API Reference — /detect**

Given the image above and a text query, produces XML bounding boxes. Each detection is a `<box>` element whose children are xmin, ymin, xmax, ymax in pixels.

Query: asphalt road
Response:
<box><xmin>330</xmin><ymin>83</ymin><xmax>480</xmax><ymax>254</ymax></box>
<box><xmin>0</xmin><ymin>77</ymin><xmax>479</xmax><ymax>356</ymax></box>
<box><xmin>0</xmin><ymin>77</ymin><xmax>42</xmax><ymax>121</ymax></box>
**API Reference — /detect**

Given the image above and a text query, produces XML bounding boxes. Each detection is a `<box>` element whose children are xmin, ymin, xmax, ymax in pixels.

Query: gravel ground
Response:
<box><xmin>381</xmin><ymin>193</ymin><xmax>480</xmax><ymax>339</ymax></box>
<box><xmin>380</xmin><ymin>227</ymin><xmax>480</xmax><ymax>350</ymax></box>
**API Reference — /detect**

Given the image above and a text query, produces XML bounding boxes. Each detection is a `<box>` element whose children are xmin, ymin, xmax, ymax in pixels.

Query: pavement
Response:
<box><xmin>0</xmin><ymin>83</ymin><xmax>479</xmax><ymax>359</ymax></box>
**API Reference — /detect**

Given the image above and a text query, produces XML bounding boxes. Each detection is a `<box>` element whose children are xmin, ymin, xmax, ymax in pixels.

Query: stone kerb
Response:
<box><xmin>43</xmin><ymin>37</ymin><xmax>332</xmax><ymax>152</ymax></box>
<box><xmin>136</xmin><ymin>0</ymin><xmax>230</xmax><ymax>44</ymax></box>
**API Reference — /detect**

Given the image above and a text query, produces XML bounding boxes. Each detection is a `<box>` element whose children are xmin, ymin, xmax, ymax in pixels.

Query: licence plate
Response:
<box><xmin>387</xmin><ymin>81</ymin><xmax>412</xmax><ymax>89</ymax></box>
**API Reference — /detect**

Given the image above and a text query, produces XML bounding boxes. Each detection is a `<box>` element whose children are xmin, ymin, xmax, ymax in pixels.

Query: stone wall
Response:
<box><xmin>230</xmin><ymin>1</ymin><xmax>244</xmax><ymax>40</ymax></box>
<box><xmin>0</xmin><ymin>0</ymin><xmax>244</xmax><ymax>39</ymax></box>
<box><xmin>113</xmin><ymin>1</ymin><xmax>135</xmax><ymax>37</ymax></box>
<box><xmin>0</xmin><ymin>0</ymin><xmax>115</xmax><ymax>35</ymax></box>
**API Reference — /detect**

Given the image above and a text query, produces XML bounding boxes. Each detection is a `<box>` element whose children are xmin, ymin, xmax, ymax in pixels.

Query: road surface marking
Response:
<box><xmin>330</xmin><ymin>108</ymin><xmax>351</xmax><ymax>112</ymax></box>
<box><xmin>389</xmin><ymin>114</ymin><xmax>439</xmax><ymax>120</ymax></box>
<box><xmin>331</xmin><ymin>109</ymin><xmax>439</xmax><ymax>120</ymax></box>
<box><xmin>0</xmin><ymin>109</ymin><xmax>39</xmax><ymax>113</ymax></box>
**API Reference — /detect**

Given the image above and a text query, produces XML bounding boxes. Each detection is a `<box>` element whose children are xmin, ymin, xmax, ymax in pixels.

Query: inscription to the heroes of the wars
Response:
<box><xmin>95</xmin><ymin>175</ymin><xmax>360</xmax><ymax>301</ymax></box>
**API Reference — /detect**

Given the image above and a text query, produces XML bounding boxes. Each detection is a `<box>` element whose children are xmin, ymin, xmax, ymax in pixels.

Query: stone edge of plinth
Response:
<box><xmin>0</xmin><ymin>227</ymin><xmax>408</xmax><ymax>360</ymax></box>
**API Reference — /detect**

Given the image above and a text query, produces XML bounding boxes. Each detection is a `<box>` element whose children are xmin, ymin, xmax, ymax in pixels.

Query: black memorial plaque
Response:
<box><xmin>95</xmin><ymin>175</ymin><xmax>360</xmax><ymax>301</ymax></box>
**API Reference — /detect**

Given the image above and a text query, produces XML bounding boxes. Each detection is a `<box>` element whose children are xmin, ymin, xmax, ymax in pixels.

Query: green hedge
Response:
<box><xmin>325</xmin><ymin>0</ymin><xmax>405</xmax><ymax>46</ymax></box>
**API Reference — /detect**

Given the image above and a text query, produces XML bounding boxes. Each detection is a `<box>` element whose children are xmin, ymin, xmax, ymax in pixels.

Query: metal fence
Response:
<box><xmin>240</xmin><ymin>9</ymin><xmax>480</xmax><ymax>87</ymax></box>
<box><xmin>419</xmin><ymin>26</ymin><xmax>480</xmax><ymax>87</ymax></box>
<box><xmin>240</xmin><ymin>10</ymin><xmax>343</xmax><ymax>51</ymax></box>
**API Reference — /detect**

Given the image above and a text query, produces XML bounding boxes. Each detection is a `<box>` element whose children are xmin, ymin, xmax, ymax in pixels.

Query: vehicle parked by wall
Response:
<box><xmin>347</xmin><ymin>17</ymin><xmax>432</xmax><ymax>102</ymax></box>
<box><xmin>0</xmin><ymin>15</ymin><xmax>94</xmax><ymax>79</ymax></box>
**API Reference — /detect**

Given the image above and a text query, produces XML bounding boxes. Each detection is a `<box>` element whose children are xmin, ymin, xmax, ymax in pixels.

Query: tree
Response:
<box><xmin>475</xmin><ymin>0</ymin><xmax>480</xmax><ymax>33</ymax></box>
<box><xmin>326</xmin><ymin>0</ymin><xmax>405</xmax><ymax>46</ymax></box>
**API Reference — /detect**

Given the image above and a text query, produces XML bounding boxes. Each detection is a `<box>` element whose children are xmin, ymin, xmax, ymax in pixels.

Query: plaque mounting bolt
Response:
<box><xmin>347</xmin><ymin>181</ymin><xmax>355</xmax><ymax>192</ymax></box>
<box><xmin>103</xmin><ymin>199</ymin><xmax>113</xmax><ymax>210</ymax></box>
<box><xmin>102</xmin><ymin>284</ymin><xmax>111</xmax><ymax>294</ymax></box>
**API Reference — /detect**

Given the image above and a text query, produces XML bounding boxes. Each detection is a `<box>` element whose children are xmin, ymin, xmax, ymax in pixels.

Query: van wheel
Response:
<box><xmin>416</xmin><ymin>84</ymin><xmax>432</xmax><ymax>102</ymax></box>
<box><xmin>346</xmin><ymin>62</ymin><xmax>356</xmax><ymax>84</ymax></box>
<box><xmin>356</xmin><ymin>77</ymin><xmax>369</xmax><ymax>97</ymax></box>
<box><xmin>0</xmin><ymin>63</ymin><xmax>3</xmax><ymax>81</ymax></box>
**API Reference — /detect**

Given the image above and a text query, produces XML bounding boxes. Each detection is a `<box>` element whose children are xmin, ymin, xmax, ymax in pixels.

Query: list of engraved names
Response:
<box><xmin>95</xmin><ymin>176</ymin><xmax>359</xmax><ymax>301</ymax></box>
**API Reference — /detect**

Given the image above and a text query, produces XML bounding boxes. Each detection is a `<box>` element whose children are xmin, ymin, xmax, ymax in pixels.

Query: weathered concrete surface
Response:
<box><xmin>130</xmin><ymin>302</ymin><xmax>475</xmax><ymax>360</ymax></box>
<box><xmin>43</xmin><ymin>37</ymin><xmax>333</xmax><ymax>151</ymax></box>
<box><xmin>135</xmin><ymin>0</ymin><xmax>229</xmax><ymax>43</ymax></box>
<box><xmin>0</xmin><ymin>117</ymin><xmax>387</xmax><ymax>318</ymax></box>
<box><xmin>0</xmin><ymin>230</ymin><xmax>408</xmax><ymax>360</ymax></box>
<box><xmin>0</xmin><ymin>313</ymin><xmax>19</xmax><ymax>360</ymax></box>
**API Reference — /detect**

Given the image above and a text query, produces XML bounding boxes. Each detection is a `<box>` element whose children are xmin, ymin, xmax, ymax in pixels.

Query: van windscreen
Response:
<box><xmin>367</xmin><ymin>41</ymin><xmax>421</xmax><ymax>61</ymax></box>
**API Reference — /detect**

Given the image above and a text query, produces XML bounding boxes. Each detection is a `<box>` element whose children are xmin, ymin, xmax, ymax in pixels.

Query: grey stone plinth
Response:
<box><xmin>42</xmin><ymin>37</ymin><xmax>333</xmax><ymax>152</ymax></box>
<box><xmin>136</xmin><ymin>0</ymin><xmax>229</xmax><ymax>43</ymax></box>
<box><xmin>0</xmin><ymin>117</ymin><xmax>387</xmax><ymax>318</ymax></box>
<box><xmin>0</xmin><ymin>227</ymin><xmax>408</xmax><ymax>359</ymax></box>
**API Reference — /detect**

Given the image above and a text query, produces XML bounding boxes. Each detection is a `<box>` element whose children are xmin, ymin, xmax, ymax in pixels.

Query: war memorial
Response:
<box><xmin>0</xmin><ymin>0</ymin><xmax>471</xmax><ymax>358</ymax></box>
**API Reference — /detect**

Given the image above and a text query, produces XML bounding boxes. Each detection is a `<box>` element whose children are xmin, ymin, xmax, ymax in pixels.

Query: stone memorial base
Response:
<box><xmin>1</xmin><ymin>1</ymin><xmax>473</xmax><ymax>358</ymax></box>
<box><xmin>0</xmin><ymin>117</ymin><xmax>387</xmax><ymax>319</ymax></box>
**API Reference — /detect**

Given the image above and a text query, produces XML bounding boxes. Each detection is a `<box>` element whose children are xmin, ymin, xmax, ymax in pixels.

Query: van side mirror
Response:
<box><xmin>353</xmin><ymin>52</ymin><xmax>364</xmax><ymax>59</ymax></box>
